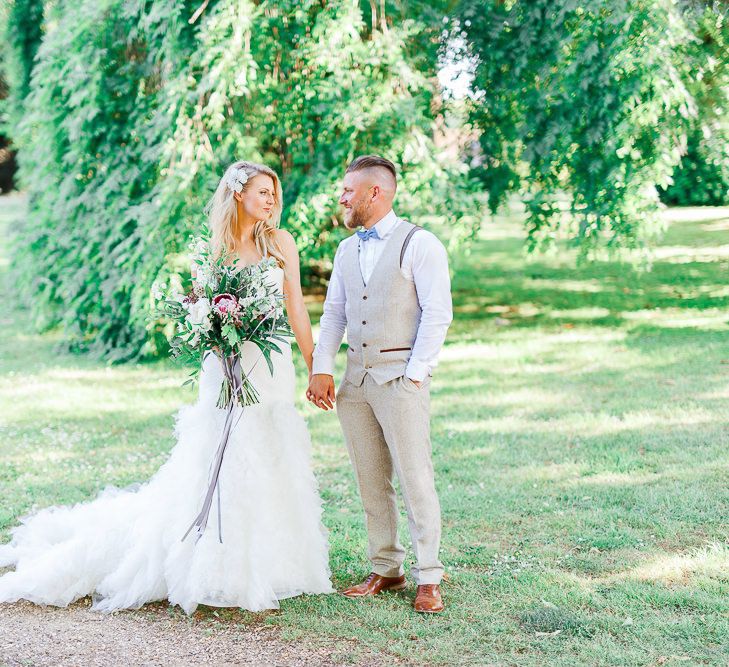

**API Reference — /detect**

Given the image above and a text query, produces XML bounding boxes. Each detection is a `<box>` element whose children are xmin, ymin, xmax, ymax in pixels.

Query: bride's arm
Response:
<box><xmin>276</xmin><ymin>229</ymin><xmax>315</xmax><ymax>374</ymax></box>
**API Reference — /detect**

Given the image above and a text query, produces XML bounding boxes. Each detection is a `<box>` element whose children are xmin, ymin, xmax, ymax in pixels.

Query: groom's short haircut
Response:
<box><xmin>346</xmin><ymin>155</ymin><xmax>398</xmax><ymax>190</ymax></box>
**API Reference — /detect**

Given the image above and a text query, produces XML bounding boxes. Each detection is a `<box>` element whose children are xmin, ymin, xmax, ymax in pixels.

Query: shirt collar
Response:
<box><xmin>371</xmin><ymin>210</ymin><xmax>398</xmax><ymax>239</ymax></box>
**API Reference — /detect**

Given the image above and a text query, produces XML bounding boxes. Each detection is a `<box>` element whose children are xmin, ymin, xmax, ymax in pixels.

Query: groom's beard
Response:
<box><xmin>344</xmin><ymin>199</ymin><xmax>371</xmax><ymax>230</ymax></box>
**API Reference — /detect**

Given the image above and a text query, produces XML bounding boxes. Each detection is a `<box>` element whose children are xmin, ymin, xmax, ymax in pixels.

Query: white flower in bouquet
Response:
<box><xmin>195</xmin><ymin>264</ymin><xmax>219</xmax><ymax>291</ymax></box>
<box><xmin>237</xmin><ymin>296</ymin><xmax>256</xmax><ymax>309</ymax></box>
<box><xmin>254</xmin><ymin>300</ymin><xmax>273</xmax><ymax>317</ymax></box>
<box><xmin>186</xmin><ymin>298</ymin><xmax>212</xmax><ymax>330</ymax></box>
<box><xmin>151</xmin><ymin>281</ymin><xmax>166</xmax><ymax>300</ymax></box>
<box><xmin>191</xmin><ymin>239</ymin><xmax>209</xmax><ymax>257</ymax></box>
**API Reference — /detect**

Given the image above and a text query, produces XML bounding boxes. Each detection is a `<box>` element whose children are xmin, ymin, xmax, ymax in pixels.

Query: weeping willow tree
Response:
<box><xmin>6</xmin><ymin>0</ymin><xmax>726</xmax><ymax>358</ymax></box>
<box><xmin>6</xmin><ymin>0</ymin><xmax>481</xmax><ymax>359</ymax></box>
<box><xmin>456</xmin><ymin>0</ymin><xmax>728</xmax><ymax>257</ymax></box>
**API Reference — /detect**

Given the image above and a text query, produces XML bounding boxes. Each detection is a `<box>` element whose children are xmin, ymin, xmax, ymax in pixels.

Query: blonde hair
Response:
<box><xmin>206</xmin><ymin>160</ymin><xmax>285</xmax><ymax>267</ymax></box>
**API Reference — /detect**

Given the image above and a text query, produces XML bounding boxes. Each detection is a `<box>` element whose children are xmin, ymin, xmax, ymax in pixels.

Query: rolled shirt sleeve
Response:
<box><xmin>312</xmin><ymin>242</ymin><xmax>348</xmax><ymax>376</ymax></box>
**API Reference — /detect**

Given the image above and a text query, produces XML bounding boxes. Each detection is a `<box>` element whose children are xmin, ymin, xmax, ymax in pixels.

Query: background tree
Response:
<box><xmin>0</xmin><ymin>0</ymin><xmax>43</xmax><ymax>192</ymax></box>
<box><xmin>661</xmin><ymin>2</ymin><xmax>729</xmax><ymax>205</ymax></box>
<box><xmin>457</xmin><ymin>0</ymin><xmax>728</xmax><ymax>256</ymax></box>
<box><xmin>0</xmin><ymin>69</ymin><xmax>16</xmax><ymax>194</ymax></box>
<box><xmin>3</xmin><ymin>0</ymin><xmax>727</xmax><ymax>359</ymax></box>
<box><xmin>6</xmin><ymin>0</ymin><xmax>482</xmax><ymax>360</ymax></box>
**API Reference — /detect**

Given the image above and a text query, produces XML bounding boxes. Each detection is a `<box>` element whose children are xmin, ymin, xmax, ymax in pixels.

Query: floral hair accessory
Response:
<box><xmin>225</xmin><ymin>167</ymin><xmax>249</xmax><ymax>193</ymax></box>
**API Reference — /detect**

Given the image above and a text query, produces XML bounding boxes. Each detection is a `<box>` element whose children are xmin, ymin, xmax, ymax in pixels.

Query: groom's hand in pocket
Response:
<box><xmin>307</xmin><ymin>374</ymin><xmax>336</xmax><ymax>410</ymax></box>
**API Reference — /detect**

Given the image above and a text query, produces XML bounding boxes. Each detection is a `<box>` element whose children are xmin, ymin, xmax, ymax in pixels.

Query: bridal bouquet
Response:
<box><xmin>157</xmin><ymin>237</ymin><xmax>292</xmax><ymax>408</ymax></box>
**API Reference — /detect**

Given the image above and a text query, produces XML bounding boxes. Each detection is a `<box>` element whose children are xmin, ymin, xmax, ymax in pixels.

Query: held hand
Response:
<box><xmin>307</xmin><ymin>374</ymin><xmax>336</xmax><ymax>410</ymax></box>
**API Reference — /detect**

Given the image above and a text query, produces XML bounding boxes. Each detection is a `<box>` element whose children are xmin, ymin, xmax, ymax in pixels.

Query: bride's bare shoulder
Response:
<box><xmin>272</xmin><ymin>228</ymin><xmax>298</xmax><ymax>257</ymax></box>
<box><xmin>272</xmin><ymin>228</ymin><xmax>295</xmax><ymax>245</ymax></box>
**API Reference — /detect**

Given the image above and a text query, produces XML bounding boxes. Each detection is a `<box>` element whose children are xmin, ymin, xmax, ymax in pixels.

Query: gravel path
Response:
<box><xmin>0</xmin><ymin>600</ymin><xmax>383</xmax><ymax>667</ymax></box>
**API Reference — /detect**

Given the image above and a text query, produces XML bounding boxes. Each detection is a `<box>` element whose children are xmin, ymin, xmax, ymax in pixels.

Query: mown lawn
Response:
<box><xmin>1</xmin><ymin>192</ymin><xmax>728</xmax><ymax>666</ymax></box>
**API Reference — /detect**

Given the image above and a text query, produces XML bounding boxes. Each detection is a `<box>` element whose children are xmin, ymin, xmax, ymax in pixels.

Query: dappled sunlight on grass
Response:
<box><xmin>507</xmin><ymin>462</ymin><xmax>583</xmax><ymax>483</ymax></box>
<box><xmin>438</xmin><ymin>419</ymin><xmax>489</xmax><ymax>436</ymax></box>
<box><xmin>701</xmin><ymin>219</ymin><xmax>729</xmax><ymax>232</ymax></box>
<box><xmin>27</xmin><ymin>449</ymin><xmax>77</xmax><ymax>463</ymax></box>
<box><xmin>622</xmin><ymin>307</ymin><xmax>729</xmax><ymax>328</ymax></box>
<box><xmin>448</xmin><ymin>445</ymin><xmax>495</xmax><ymax>460</ymax></box>
<box><xmin>0</xmin><ymin>361</ymin><xmax>195</xmax><ymax>425</ymax></box>
<box><xmin>527</xmin><ymin>278</ymin><xmax>608</xmax><ymax>293</ymax></box>
<box><xmin>43</xmin><ymin>367</ymin><xmax>184</xmax><ymax>385</ymax></box>
<box><xmin>568</xmin><ymin>544</ymin><xmax>729</xmax><ymax>588</ymax></box>
<box><xmin>617</xmin><ymin>544</ymin><xmax>729</xmax><ymax>585</ymax></box>
<box><xmin>662</xmin><ymin>206</ymin><xmax>729</xmax><ymax>224</ymax></box>
<box><xmin>697</xmin><ymin>385</ymin><xmax>729</xmax><ymax>400</ymax></box>
<box><xmin>1</xmin><ymin>382</ymin><xmax>192</xmax><ymax>421</ymax></box>
<box><xmin>565</xmin><ymin>471</ymin><xmax>662</xmax><ymax>487</ymax></box>
<box><xmin>651</xmin><ymin>244</ymin><xmax>729</xmax><ymax>262</ymax></box>
<box><xmin>479</xmin><ymin>387</ymin><xmax>572</xmax><ymax>411</ymax></box>
<box><xmin>653</xmin><ymin>283</ymin><xmax>729</xmax><ymax>297</ymax></box>
<box><xmin>441</xmin><ymin>329</ymin><xmax>627</xmax><ymax>361</ymax></box>
<box><xmin>547</xmin><ymin>306</ymin><xmax>612</xmax><ymax>320</ymax></box>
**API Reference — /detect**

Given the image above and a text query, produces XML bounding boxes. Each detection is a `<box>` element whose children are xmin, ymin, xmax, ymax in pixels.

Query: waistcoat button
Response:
<box><xmin>362</xmin><ymin>295</ymin><xmax>368</xmax><ymax>300</ymax></box>
<box><xmin>362</xmin><ymin>343</ymin><xmax>368</xmax><ymax>347</ymax></box>
<box><xmin>362</xmin><ymin>320</ymin><xmax>367</xmax><ymax>325</ymax></box>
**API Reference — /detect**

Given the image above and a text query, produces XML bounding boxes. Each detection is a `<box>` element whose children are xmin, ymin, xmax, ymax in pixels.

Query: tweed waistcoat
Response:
<box><xmin>341</xmin><ymin>220</ymin><xmax>422</xmax><ymax>386</ymax></box>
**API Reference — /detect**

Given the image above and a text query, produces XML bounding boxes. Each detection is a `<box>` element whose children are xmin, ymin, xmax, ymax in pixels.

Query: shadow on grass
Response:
<box><xmin>448</xmin><ymin>211</ymin><xmax>729</xmax><ymax>341</ymax></box>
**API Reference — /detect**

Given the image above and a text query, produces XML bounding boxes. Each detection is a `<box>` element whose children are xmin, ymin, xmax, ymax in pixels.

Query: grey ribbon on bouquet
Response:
<box><xmin>181</xmin><ymin>307</ymin><xmax>276</xmax><ymax>545</ymax></box>
<box><xmin>181</xmin><ymin>354</ymin><xmax>244</xmax><ymax>544</ymax></box>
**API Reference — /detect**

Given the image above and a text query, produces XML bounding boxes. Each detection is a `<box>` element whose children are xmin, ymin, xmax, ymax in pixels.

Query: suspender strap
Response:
<box><xmin>400</xmin><ymin>225</ymin><xmax>423</xmax><ymax>268</ymax></box>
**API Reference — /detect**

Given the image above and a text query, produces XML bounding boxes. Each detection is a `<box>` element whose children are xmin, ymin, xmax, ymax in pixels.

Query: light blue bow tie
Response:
<box><xmin>356</xmin><ymin>227</ymin><xmax>381</xmax><ymax>242</ymax></box>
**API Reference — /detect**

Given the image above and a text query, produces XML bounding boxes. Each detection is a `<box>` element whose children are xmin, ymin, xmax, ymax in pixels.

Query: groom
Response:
<box><xmin>307</xmin><ymin>155</ymin><xmax>452</xmax><ymax>613</ymax></box>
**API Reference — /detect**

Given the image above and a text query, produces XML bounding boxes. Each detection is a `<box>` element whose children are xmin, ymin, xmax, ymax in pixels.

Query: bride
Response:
<box><xmin>0</xmin><ymin>161</ymin><xmax>334</xmax><ymax>614</ymax></box>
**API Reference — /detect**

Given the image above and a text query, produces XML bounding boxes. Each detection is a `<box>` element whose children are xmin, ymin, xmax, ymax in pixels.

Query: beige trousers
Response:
<box><xmin>336</xmin><ymin>373</ymin><xmax>443</xmax><ymax>585</ymax></box>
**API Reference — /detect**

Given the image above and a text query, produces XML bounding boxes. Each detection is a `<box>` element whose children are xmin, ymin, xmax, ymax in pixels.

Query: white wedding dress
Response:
<box><xmin>0</xmin><ymin>264</ymin><xmax>334</xmax><ymax>614</ymax></box>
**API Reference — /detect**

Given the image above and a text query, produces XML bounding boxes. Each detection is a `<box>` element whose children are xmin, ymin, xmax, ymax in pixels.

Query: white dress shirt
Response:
<box><xmin>312</xmin><ymin>210</ymin><xmax>453</xmax><ymax>381</ymax></box>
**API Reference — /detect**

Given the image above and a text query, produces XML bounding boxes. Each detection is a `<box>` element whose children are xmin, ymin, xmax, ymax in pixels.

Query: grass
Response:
<box><xmin>1</xmin><ymin>191</ymin><xmax>728</xmax><ymax>666</ymax></box>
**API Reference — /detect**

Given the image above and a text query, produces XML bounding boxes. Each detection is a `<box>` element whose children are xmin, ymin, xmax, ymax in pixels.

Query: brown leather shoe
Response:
<box><xmin>414</xmin><ymin>584</ymin><xmax>444</xmax><ymax>613</ymax></box>
<box><xmin>341</xmin><ymin>572</ymin><xmax>407</xmax><ymax>598</ymax></box>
